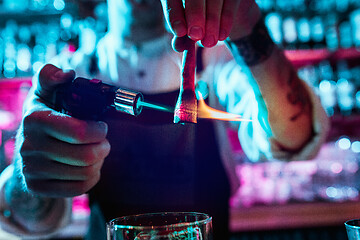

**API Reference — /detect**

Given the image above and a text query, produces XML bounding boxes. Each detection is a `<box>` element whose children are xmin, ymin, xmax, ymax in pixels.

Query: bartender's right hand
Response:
<box><xmin>19</xmin><ymin>64</ymin><xmax>111</xmax><ymax>198</ymax></box>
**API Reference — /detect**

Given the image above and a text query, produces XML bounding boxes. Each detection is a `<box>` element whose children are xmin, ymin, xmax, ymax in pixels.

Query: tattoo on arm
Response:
<box><xmin>5</xmin><ymin>174</ymin><xmax>55</xmax><ymax>222</ymax></box>
<box><xmin>226</xmin><ymin>19</ymin><xmax>275</xmax><ymax>66</ymax></box>
<box><xmin>287</xmin><ymin>70</ymin><xmax>311</xmax><ymax>121</ymax></box>
<box><xmin>226</xmin><ymin>18</ymin><xmax>310</xmax><ymax>122</ymax></box>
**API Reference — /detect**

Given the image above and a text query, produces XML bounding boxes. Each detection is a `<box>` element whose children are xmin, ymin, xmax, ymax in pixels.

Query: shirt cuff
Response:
<box><xmin>0</xmin><ymin>165</ymin><xmax>73</xmax><ymax>239</ymax></box>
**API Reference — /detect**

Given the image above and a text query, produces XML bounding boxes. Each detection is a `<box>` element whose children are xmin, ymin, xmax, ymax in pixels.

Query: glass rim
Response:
<box><xmin>106</xmin><ymin>212</ymin><xmax>212</xmax><ymax>231</ymax></box>
<box><xmin>345</xmin><ymin>219</ymin><xmax>360</xmax><ymax>229</ymax></box>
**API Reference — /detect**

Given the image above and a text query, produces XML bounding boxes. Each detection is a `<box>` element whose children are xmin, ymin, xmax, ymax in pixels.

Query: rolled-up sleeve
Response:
<box><xmin>0</xmin><ymin>165</ymin><xmax>73</xmax><ymax>239</ymax></box>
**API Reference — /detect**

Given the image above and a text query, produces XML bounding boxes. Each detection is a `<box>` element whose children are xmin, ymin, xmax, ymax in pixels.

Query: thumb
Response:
<box><xmin>34</xmin><ymin>64</ymin><xmax>75</xmax><ymax>105</ymax></box>
<box><xmin>172</xmin><ymin>35</ymin><xmax>195</xmax><ymax>52</ymax></box>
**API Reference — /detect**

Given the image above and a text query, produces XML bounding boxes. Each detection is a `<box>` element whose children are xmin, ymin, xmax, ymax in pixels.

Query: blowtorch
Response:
<box><xmin>53</xmin><ymin>77</ymin><xmax>173</xmax><ymax>120</ymax></box>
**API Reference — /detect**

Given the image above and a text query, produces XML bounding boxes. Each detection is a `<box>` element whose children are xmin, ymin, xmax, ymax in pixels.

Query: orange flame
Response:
<box><xmin>197</xmin><ymin>92</ymin><xmax>251</xmax><ymax>122</ymax></box>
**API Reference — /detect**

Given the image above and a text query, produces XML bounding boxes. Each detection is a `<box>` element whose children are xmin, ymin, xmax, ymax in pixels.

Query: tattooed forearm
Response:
<box><xmin>226</xmin><ymin>19</ymin><xmax>275</xmax><ymax>66</ymax></box>
<box><xmin>287</xmin><ymin>70</ymin><xmax>311</xmax><ymax>121</ymax></box>
<box><xmin>226</xmin><ymin>17</ymin><xmax>311</xmax><ymax>123</ymax></box>
<box><xmin>4</xmin><ymin>175</ymin><xmax>55</xmax><ymax>221</ymax></box>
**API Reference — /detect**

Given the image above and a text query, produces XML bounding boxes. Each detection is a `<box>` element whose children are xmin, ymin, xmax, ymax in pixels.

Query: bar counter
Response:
<box><xmin>230</xmin><ymin>201</ymin><xmax>360</xmax><ymax>239</ymax></box>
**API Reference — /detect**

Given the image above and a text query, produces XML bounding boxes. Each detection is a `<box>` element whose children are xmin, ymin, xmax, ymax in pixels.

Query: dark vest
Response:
<box><xmin>87</xmin><ymin>47</ymin><xmax>230</xmax><ymax>240</ymax></box>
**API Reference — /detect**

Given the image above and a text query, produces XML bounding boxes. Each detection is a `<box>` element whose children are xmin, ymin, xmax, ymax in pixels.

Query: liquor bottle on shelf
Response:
<box><xmin>356</xmin><ymin>91</ymin><xmax>360</xmax><ymax>112</ymax></box>
<box><xmin>3</xmin><ymin>0</ymin><xmax>29</xmax><ymax>12</ymax></box>
<box><xmin>16</xmin><ymin>43</ymin><xmax>32</xmax><ymax>77</ymax></box>
<box><xmin>265</xmin><ymin>12</ymin><xmax>283</xmax><ymax>45</ymax></box>
<box><xmin>324</xmin><ymin>13</ymin><xmax>339</xmax><ymax>52</ymax></box>
<box><xmin>274</xmin><ymin>0</ymin><xmax>289</xmax><ymax>12</ymax></box>
<box><xmin>336</xmin><ymin>78</ymin><xmax>355</xmax><ymax>116</ymax></box>
<box><xmin>16</xmin><ymin>25</ymin><xmax>32</xmax><ymax>76</ymax></box>
<box><xmin>352</xmin><ymin>67</ymin><xmax>360</xmax><ymax>113</ymax></box>
<box><xmin>338</xmin><ymin>20</ymin><xmax>353</xmax><ymax>49</ymax></box>
<box><xmin>0</xmin><ymin>37</ymin><xmax>3</xmax><ymax>77</ymax></box>
<box><xmin>309</xmin><ymin>16</ymin><xmax>326</xmax><ymax>49</ymax></box>
<box><xmin>350</xmin><ymin>9</ymin><xmax>360</xmax><ymax>48</ymax></box>
<box><xmin>318</xmin><ymin>61</ymin><xmax>338</xmax><ymax>116</ymax></box>
<box><xmin>282</xmin><ymin>16</ymin><xmax>298</xmax><ymax>49</ymax></box>
<box><xmin>335</xmin><ymin>0</ymin><xmax>350</xmax><ymax>13</ymax></box>
<box><xmin>297</xmin><ymin>64</ymin><xmax>319</xmax><ymax>88</ymax></box>
<box><xmin>2</xmin><ymin>21</ymin><xmax>18</xmax><ymax>79</ymax></box>
<box><xmin>256</xmin><ymin>0</ymin><xmax>275</xmax><ymax>12</ymax></box>
<box><xmin>297</xmin><ymin>17</ymin><xmax>311</xmax><ymax>47</ymax></box>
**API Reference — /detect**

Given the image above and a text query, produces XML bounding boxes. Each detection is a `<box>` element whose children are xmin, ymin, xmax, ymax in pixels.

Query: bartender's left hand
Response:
<box><xmin>160</xmin><ymin>0</ymin><xmax>261</xmax><ymax>47</ymax></box>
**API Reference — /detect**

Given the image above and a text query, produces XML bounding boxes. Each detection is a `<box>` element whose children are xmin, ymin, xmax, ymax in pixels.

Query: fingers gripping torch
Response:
<box><xmin>54</xmin><ymin>78</ymin><xmax>170</xmax><ymax>120</ymax></box>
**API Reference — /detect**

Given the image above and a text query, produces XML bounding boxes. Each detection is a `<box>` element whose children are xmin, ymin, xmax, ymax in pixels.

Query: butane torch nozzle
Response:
<box><xmin>114</xmin><ymin>88</ymin><xmax>143</xmax><ymax>116</ymax></box>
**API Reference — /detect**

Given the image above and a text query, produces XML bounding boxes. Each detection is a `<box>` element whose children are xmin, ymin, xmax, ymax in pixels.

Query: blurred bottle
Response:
<box><xmin>297</xmin><ymin>17</ymin><xmax>311</xmax><ymax>49</ymax></box>
<box><xmin>319</xmin><ymin>80</ymin><xmax>337</xmax><ymax>116</ymax></box>
<box><xmin>18</xmin><ymin>25</ymin><xmax>32</xmax><ymax>45</ymax></box>
<box><xmin>310</xmin><ymin>16</ymin><xmax>326</xmax><ymax>48</ymax></box>
<box><xmin>265</xmin><ymin>12</ymin><xmax>283</xmax><ymax>45</ymax></box>
<box><xmin>28</xmin><ymin>0</ymin><xmax>52</xmax><ymax>11</ymax></box>
<box><xmin>16</xmin><ymin>44</ymin><xmax>32</xmax><ymax>76</ymax></box>
<box><xmin>318</xmin><ymin>61</ymin><xmax>337</xmax><ymax>116</ymax></box>
<box><xmin>0</xmin><ymin>36</ymin><xmax>4</xmax><ymax>78</ymax></box>
<box><xmin>336</xmin><ymin>0</ymin><xmax>350</xmax><ymax>12</ymax></box>
<box><xmin>339</xmin><ymin>21</ymin><xmax>353</xmax><ymax>49</ymax></box>
<box><xmin>324</xmin><ymin>13</ymin><xmax>339</xmax><ymax>51</ymax></box>
<box><xmin>336</xmin><ymin>78</ymin><xmax>355</xmax><ymax>116</ymax></box>
<box><xmin>30</xmin><ymin>22</ymin><xmax>46</xmax><ymax>74</ymax></box>
<box><xmin>16</xmin><ymin>25</ymin><xmax>33</xmax><ymax>76</ymax></box>
<box><xmin>53</xmin><ymin>0</ymin><xmax>66</xmax><ymax>11</ymax></box>
<box><xmin>349</xmin><ymin>66</ymin><xmax>360</xmax><ymax>113</ymax></box>
<box><xmin>337</xmin><ymin>60</ymin><xmax>352</xmax><ymax>81</ymax></box>
<box><xmin>350</xmin><ymin>9</ymin><xmax>360</xmax><ymax>48</ymax></box>
<box><xmin>275</xmin><ymin>0</ymin><xmax>291</xmax><ymax>12</ymax></box>
<box><xmin>45</xmin><ymin>21</ymin><xmax>61</xmax><ymax>62</ymax></box>
<box><xmin>292</xmin><ymin>0</ymin><xmax>306</xmax><ymax>12</ymax></box>
<box><xmin>3</xmin><ymin>0</ymin><xmax>28</xmax><ymax>12</ymax></box>
<box><xmin>356</xmin><ymin>91</ymin><xmax>360</xmax><ymax>112</ymax></box>
<box><xmin>282</xmin><ymin>16</ymin><xmax>298</xmax><ymax>49</ymax></box>
<box><xmin>60</xmin><ymin>13</ymin><xmax>74</xmax><ymax>42</ymax></box>
<box><xmin>256</xmin><ymin>0</ymin><xmax>274</xmax><ymax>12</ymax></box>
<box><xmin>297</xmin><ymin>64</ymin><xmax>319</xmax><ymax>88</ymax></box>
<box><xmin>2</xmin><ymin>21</ymin><xmax>18</xmax><ymax>79</ymax></box>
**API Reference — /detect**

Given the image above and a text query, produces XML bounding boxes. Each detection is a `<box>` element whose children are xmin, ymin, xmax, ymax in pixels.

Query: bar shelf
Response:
<box><xmin>286</xmin><ymin>47</ymin><xmax>360</xmax><ymax>69</ymax></box>
<box><xmin>230</xmin><ymin>201</ymin><xmax>360</xmax><ymax>232</ymax></box>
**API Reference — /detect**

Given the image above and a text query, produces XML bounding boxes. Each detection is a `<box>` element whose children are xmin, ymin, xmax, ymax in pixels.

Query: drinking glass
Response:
<box><xmin>345</xmin><ymin>219</ymin><xmax>360</xmax><ymax>240</ymax></box>
<box><xmin>107</xmin><ymin>212</ymin><xmax>213</xmax><ymax>240</ymax></box>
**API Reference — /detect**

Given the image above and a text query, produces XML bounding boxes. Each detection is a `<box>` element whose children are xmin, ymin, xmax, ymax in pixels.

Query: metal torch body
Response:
<box><xmin>54</xmin><ymin>77</ymin><xmax>143</xmax><ymax>120</ymax></box>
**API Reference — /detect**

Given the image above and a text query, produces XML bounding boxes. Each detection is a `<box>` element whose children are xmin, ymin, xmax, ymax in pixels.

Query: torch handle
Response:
<box><xmin>54</xmin><ymin>77</ymin><xmax>143</xmax><ymax>120</ymax></box>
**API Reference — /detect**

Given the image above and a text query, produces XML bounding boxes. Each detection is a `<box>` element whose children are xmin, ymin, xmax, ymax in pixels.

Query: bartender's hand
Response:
<box><xmin>161</xmin><ymin>0</ymin><xmax>261</xmax><ymax>48</ymax></box>
<box><xmin>19</xmin><ymin>64</ymin><xmax>110</xmax><ymax>198</ymax></box>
